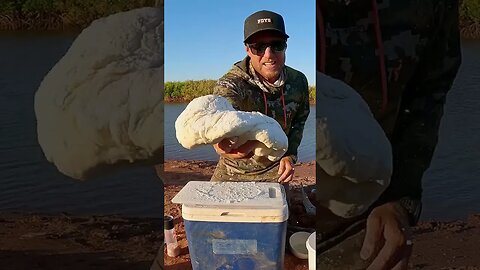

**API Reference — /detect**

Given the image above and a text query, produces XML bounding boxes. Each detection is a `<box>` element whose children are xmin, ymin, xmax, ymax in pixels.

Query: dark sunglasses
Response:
<box><xmin>247</xmin><ymin>41</ymin><xmax>287</xmax><ymax>55</ymax></box>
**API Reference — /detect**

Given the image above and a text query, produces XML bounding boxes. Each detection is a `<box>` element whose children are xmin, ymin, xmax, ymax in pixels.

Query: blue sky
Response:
<box><xmin>165</xmin><ymin>0</ymin><xmax>316</xmax><ymax>85</ymax></box>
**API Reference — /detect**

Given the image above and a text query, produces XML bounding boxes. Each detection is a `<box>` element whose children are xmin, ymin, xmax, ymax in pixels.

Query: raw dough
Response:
<box><xmin>175</xmin><ymin>95</ymin><xmax>288</xmax><ymax>161</ymax></box>
<box><xmin>316</xmin><ymin>72</ymin><xmax>393</xmax><ymax>218</ymax></box>
<box><xmin>34</xmin><ymin>7</ymin><xmax>164</xmax><ymax>180</ymax></box>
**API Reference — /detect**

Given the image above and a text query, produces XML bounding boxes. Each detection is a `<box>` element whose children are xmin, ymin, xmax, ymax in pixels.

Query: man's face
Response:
<box><xmin>245</xmin><ymin>31</ymin><xmax>287</xmax><ymax>83</ymax></box>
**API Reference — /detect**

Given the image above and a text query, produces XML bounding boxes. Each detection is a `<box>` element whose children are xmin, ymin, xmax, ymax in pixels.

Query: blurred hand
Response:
<box><xmin>277</xmin><ymin>157</ymin><xmax>295</xmax><ymax>183</ymax></box>
<box><xmin>361</xmin><ymin>202</ymin><xmax>413</xmax><ymax>270</ymax></box>
<box><xmin>213</xmin><ymin>138</ymin><xmax>257</xmax><ymax>159</ymax></box>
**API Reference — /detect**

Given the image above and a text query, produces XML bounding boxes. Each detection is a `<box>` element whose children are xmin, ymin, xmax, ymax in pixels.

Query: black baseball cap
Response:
<box><xmin>244</xmin><ymin>10</ymin><xmax>289</xmax><ymax>43</ymax></box>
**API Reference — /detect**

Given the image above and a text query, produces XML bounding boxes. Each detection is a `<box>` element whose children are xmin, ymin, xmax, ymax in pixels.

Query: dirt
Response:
<box><xmin>0</xmin><ymin>213</ymin><xmax>163</xmax><ymax>270</ymax></box>
<box><xmin>410</xmin><ymin>215</ymin><xmax>480</xmax><ymax>269</ymax></box>
<box><xmin>161</xmin><ymin>160</ymin><xmax>480</xmax><ymax>270</ymax></box>
<box><xmin>0</xmin><ymin>160</ymin><xmax>479</xmax><ymax>269</ymax></box>
<box><xmin>161</xmin><ymin>160</ymin><xmax>316</xmax><ymax>270</ymax></box>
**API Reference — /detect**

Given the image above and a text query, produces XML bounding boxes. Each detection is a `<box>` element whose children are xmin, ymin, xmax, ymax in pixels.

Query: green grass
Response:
<box><xmin>165</xmin><ymin>80</ymin><xmax>316</xmax><ymax>104</ymax></box>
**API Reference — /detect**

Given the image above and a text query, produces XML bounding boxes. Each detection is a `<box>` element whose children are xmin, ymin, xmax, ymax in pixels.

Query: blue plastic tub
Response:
<box><xmin>172</xmin><ymin>181</ymin><xmax>289</xmax><ymax>270</ymax></box>
<box><xmin>185</xmin><ymin>220</ymin><xmax>287</xmax><ymax>270</ymax></box>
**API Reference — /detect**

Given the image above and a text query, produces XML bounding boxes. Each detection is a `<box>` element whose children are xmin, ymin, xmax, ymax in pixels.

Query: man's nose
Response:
<box><xmin>263</xmin><ymin>46</ymin><xmax>275</xmax><ymax>58</ymax></box>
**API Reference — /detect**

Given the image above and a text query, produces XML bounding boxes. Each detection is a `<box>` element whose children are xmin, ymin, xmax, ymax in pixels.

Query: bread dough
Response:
<box><xmin>34</xmin><ymin>7</ymin><xmax>164</xmax><ymax>180</ymax></box>
<box><xmin>316</xmin><ymin>72</ymin><xmax>393</xmax><ymax>218</ymax></box>
<box><xmin>175</xmin><ymin>95</ymin><xmax>288</xmax><ymax>161</ymax></box>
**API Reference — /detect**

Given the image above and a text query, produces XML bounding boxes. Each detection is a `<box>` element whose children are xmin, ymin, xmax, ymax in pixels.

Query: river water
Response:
<box><xmin>421</xmin><ymin>39</ymin><xmax>480</xmax><ymax>220</ymax></box>
<box><xmin>0</xmin><ymin>32</ymin><xmax>163</xmax><ymax>218</ymax></box>
<box><xmin>0</xmin><ymin>32</ymin><xmax>479</xmax><ymax>220</ymax></box>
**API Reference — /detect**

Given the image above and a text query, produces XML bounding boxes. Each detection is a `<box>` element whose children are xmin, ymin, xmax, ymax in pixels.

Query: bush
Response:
<box><xmin>0</xmin><ymin>1</ymin><xmax>17</xmax><ymax>13</ymax></box>
<box><xmin>460</xmin><ymin>0</ymin><xmax>480</xmax><ymax>38</ymax></box>
<box><xmin>0</xmin><ymin>0</ymin><xmax>156</xmax><ymax>30</ymax></box>
<box><xmin>164</xmin><ymin>80</ymin><xmax>217</xmax><ymax>101</ymax></box>
<box><xmin>21</xmin><ymin>0</ymin><xmax>57</xmax><ymax>13</ymax></box>
<box><xmin>165</xmin><ymin>80</ymin><xmax>316</xmax><ymax>103</ymax></box>
<box><xmin>308</xmin><ymin>85</ymin><xmax>315</xmax><ymax>102</ymax></box>
<box><xmin>461</xmin><ymin>0</ymin><xmax>480</xmax><ymax>23</ymax></box>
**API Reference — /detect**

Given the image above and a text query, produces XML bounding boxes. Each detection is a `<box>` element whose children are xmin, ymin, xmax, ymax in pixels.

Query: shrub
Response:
<box><xmin>165</xmin><ymin>80</ymin><xmax>316</xmax><ymax>103</ymax></box>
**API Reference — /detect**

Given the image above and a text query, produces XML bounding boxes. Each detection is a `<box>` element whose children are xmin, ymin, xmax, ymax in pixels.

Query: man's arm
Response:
<box><xmin>213</xmin><ymin>77</ymin><xmax>243</xmax><ymax>110</ymax></box>
<box><xmin>284</xmin><ymin>75</ymin><xmax>310</xmax><ymax>164</ymax></box>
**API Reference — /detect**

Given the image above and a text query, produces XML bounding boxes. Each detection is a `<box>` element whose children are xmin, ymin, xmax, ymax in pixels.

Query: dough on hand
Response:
<box><xmin>175</xmin><ymin>95</ymin><xmax>288</xmax><ymax>161</ymax></box>
<box><xmin>34</xmin><ymin>7</ymin><xmax>164</xmax><ymax>180</ymax></box>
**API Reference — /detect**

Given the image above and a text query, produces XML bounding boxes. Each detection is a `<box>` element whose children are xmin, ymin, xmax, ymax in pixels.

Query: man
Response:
<box><xmin>211</xmin><ymin>10</ymin><xmax>310</xmax><ymax>184</ymax></box>
<box><xmin>150</xmin><ymin>10</ymin><xmax>310</xmax><ymax>270</ymax></box>
<box><xmin>316</xmin><ymin>0</ymin><xmax>461</xmax><ymax>269</ymax></box>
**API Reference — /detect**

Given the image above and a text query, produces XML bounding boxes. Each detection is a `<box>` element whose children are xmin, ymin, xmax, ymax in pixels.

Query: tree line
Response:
<box><xmin>0</xmin><ymin>0</ymin><xmax>479</xmax><ymax>38</ymax></box>
<box><xmin>0</xmin><ymin>0</ymin><xmax>157</xmax><ymax>30</ymax></box>
<box><xmin>164</xmin><ymin>80</ymin><xmax>316</xmax><ymax>103</ymax></box>
<box><xmin>460</xmin><ymin>0</ymin><xmax>480</xmax><ymax>39</ymax></box>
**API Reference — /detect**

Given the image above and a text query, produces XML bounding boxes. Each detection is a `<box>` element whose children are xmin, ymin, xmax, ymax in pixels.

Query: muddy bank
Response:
<box><xmin>0</xmin><ymin>213</ymin><xmax>163</xmax><ymax>270</ymax></box>
<box><xmin>161</xmin><ymin>160</ymin><xmax>480</xmax><ymax>269</ymax></box>
<box><xmin>0</xmin><ymin>160</ymin><xmax>479</xmax><ymax>269</ymax></box>
<box><xmin>1</xmin><ymin>211</ymin><xmax>480</xmax><ymax>269</ymax></box>
<box><xmin>162</xmin><ymin>160</ymin><xmax>316</xmax><ymax>270</ymax></box>
<box><xmin>411</xmin><ymin>216</ymin><xmax>480</xmax><ymax>269</ymax></box>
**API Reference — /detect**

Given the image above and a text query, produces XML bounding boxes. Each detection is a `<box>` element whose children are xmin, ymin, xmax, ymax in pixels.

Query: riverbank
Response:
<box><xmin>0</xmin><ymin>213</ymin><xmax>163</xmax><ymax>270</ymax></box>
<box><xmin>161</xmin><ymin>160</ymin><xmax>316</xmax><ymax>270</ymax></box>
<box><xmin>0</xmin><ymin>160</ymin><xmax>479</xmax><ymax>269</ymax></box>
<box><xmin>164</xmin><ymin>97</ymin><xmax>317</xmax><ymax>105</ymax></box>
<box><xmin>460</xmin><ymin>23</ymin><xmax>480</xmax><ymax>40</ymax></box>
<box><xmin>0</xmin><ymin>0</ymin><xmax>159</xmax><ymax>30</ymax></box>
<box><xmin>160</xmin><ymin>160</ymin><xmax>480</xmax><ymax>269</ymax></box>
<box><xmin>1</xmin><ymin>212</ymin><xmax>480</xmax><ymax>270</ymax></box>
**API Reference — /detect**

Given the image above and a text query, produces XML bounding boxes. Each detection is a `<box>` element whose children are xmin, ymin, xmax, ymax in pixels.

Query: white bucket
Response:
<box><xmin>306</xmin><ymin>232</ymin><xmax>316</xmax><ymax>270</ymax></box>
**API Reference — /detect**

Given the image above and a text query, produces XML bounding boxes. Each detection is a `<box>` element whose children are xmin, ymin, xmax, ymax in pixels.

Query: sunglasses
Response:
<box><xmin>247</xmin><ymin>41</ymin><xmax>287</xmax><ymax>55</ymax></box>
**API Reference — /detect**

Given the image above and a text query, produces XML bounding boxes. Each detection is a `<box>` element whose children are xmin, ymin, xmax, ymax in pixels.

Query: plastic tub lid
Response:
<box><xmin>172</xmin><ymin>181</ymin><xmax>288</xmax><ymax>223</ymax></box>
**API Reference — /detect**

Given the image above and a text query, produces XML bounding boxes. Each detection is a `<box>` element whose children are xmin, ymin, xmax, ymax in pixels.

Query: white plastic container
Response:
<box><xmin>306</xmin><ymin>232</ymin><xmax>316</xmax><ymax>270</ymax></box>
<box><xmin>172</xmin><ymin>181</ymin><xmax>289</xmax><ymax>270</ymax></box>
<box><xmin>289</xmin><ymin>231</ymin><xmax>310</xmax><ymax>259</ymax></box>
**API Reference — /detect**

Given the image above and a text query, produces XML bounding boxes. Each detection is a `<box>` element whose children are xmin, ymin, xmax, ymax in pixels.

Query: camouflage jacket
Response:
<box><xmin>317</xmin><ymin>0</ymin><xmax>461</xmax><ymax>232</ymax></box>
<box><xmin>211</xmin><ymin>56</ymin><xmax>310</xmax><ymax>181</ymax></box>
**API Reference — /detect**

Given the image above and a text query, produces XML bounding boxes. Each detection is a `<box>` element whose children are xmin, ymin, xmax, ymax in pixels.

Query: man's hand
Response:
<box><xmin>213</xmin><ymin>138</ymin><xmax>257</xmax><ymax>159</ymax></box>
<box><xmin>277</xmin><ymin>157</ymin><xmax>295</xmax><ymax>183</ymax></box>
<box><xmin>360</xmin><ymin>202</ymin><xmax>413</xmax><ymax>270</ymax></box>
